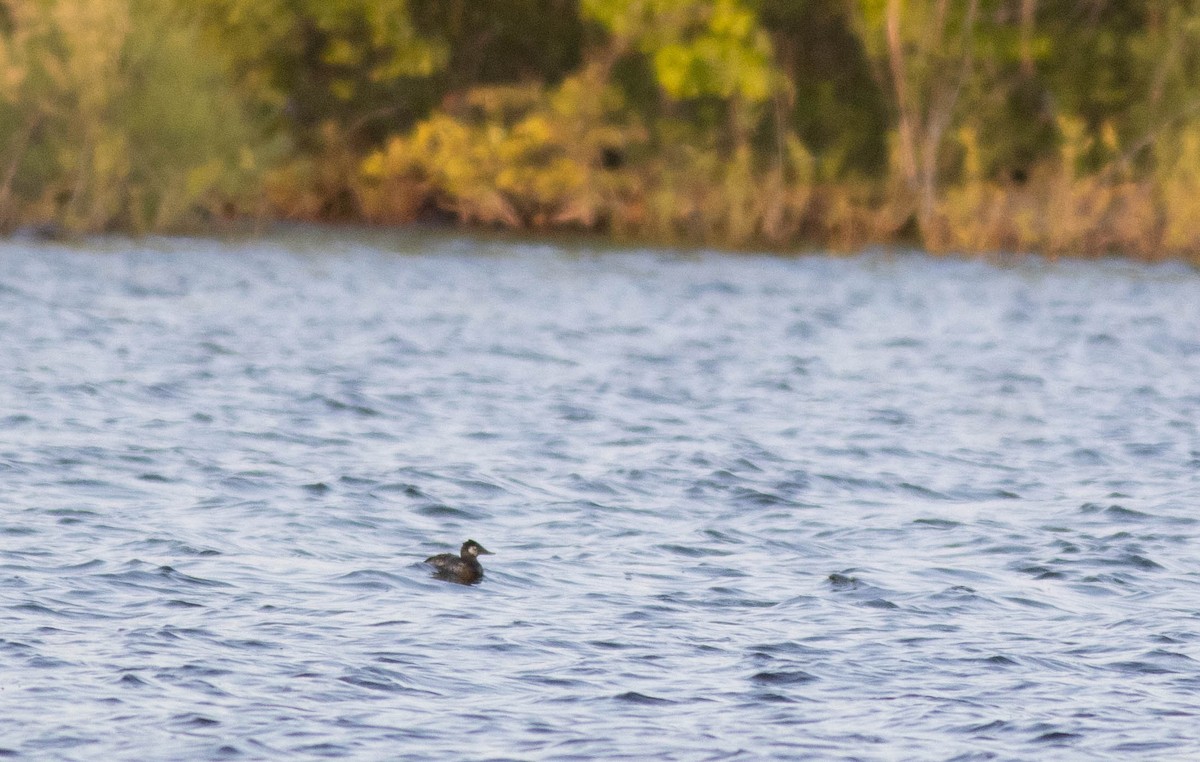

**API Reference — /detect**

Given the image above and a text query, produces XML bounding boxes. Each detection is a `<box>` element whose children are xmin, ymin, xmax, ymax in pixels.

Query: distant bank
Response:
<box><xmin>3</xmin><ymin>0</ymin><xmax>1199</xmax><ymax>264</ymax></box>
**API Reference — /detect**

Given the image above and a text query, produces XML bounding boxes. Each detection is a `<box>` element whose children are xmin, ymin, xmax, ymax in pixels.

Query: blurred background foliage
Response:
<box><xmin>3</xmin><ymin>0</ymin><xmax>1200</xmax><ymax>258</ymax></box>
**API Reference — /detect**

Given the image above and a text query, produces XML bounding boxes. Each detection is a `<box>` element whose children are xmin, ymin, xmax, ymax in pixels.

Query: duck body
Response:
<box><xmin>425</xmin><ymin>539</ymin><xmax>492</xmax><ymax>584</ymax></box>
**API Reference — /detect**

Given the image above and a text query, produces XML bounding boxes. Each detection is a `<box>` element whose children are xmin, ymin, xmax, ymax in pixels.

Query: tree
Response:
<box><xmin>851</xmin><ymin>0</ymin><xmax>981</xmax><ymax>242</ymax></box>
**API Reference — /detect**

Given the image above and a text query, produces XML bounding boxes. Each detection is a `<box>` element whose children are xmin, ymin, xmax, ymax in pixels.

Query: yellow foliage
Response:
<box><xmin>0</xmin><ymin>0</ymin><xmax>264</xmax><ymax>232</ymax></box>
<box><xmin>358</xmin><ymin>69</ymin><xmax>644</xmax><ymax>228</ymax></box>
<box><xmin>1156</xmin><ymin>124</ymin><xmax>1200</xmax><ymax>256</ymax></box>
<box><xmin>357</xmin><ymin>57</ymin><xmax>821</xmax><ymax>247</ymax></box>
<box><xmin>583</xmin><ymin>0</ymin><xmax>775</xmax><ymax>104</ymax></box>
<box><xmin>928</xmin><ymin>117</ymin><xmax>1186</xmax><ymax>259</ymax></box>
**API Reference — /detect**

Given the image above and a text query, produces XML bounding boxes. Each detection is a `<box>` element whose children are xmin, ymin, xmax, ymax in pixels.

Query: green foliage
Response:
<box><xmin>6</xmin><ymin>0</ymin><xmax>1200</xmax><ymax>257</ymax></box>
<box><xmin>758</xmin><ymin>0</ymin><xmax>889</xmax><ymax>179</ymax></box>
<box><xmin>408</xmin><ymin>0</ymin><xmax>584</xmax><ymax>88</ymax></box>
<box><xmin>0</xmin><ymin>0</ymin><xmax>265</xmax><ymax>232</ymax></box>
<box><xmin>583</xmin><ymin>0</ymin><xmax>775</xmax><ymax>103</ymax></box>
<box><xmin>195</xmin><ymin>0</ymin><xmax>446</xmax><ymax>148</ymax></box>
<box><xmin>121</xmin><ymin>1</ymin><xmax>265</xmax><ymax>230</ymax></box>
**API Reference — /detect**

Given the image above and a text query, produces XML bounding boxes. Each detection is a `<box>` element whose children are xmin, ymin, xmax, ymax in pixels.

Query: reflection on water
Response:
<box><xmin>2</xmin><ymin>232</ymin><xmax>1200</xmax><ymax>759</ymax></box>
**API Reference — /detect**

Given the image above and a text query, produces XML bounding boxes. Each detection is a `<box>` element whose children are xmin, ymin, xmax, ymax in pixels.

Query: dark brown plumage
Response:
<box><xmin>425</xmin><ymin>539</ymin><xmax>493</xmax><ymax>584</ymax></box>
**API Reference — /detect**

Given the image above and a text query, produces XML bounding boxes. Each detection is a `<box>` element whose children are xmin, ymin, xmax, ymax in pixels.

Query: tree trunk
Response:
<box><xmin>882</xmin><ymin>0</ymin><xmax>979</xmax><ymax>248</ymax></box>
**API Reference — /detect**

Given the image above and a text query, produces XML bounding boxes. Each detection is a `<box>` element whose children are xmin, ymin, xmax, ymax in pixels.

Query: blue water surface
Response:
<box><xmin>2</xmin><ymin>230</ymin><xmax>1200</xmax><ymax>760</ymax></box>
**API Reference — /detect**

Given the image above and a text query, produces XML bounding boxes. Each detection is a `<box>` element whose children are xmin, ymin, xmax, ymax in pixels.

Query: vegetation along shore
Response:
<box><xmin>2</xmin><ymin>0</ymin><xmax>1200</xmax><ymax>261</ymax></box>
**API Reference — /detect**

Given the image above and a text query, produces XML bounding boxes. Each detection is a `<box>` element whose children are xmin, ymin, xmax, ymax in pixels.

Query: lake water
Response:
<box><xmin>2</xmin><ymin>230</ymin><xmax>1200</xmax><ymax>760</ymax></box>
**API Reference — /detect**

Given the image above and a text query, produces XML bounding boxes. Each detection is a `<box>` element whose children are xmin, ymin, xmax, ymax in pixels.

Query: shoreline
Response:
<box><xmin>6</xmin><ymin>216</ymin><xmax>1196</xmax><ymax>271</ymax></box>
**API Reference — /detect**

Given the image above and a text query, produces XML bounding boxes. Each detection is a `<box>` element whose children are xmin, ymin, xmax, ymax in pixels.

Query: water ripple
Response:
<box><xmin>1</xmin><ymin>237</ymin><xmax>1199</xmax><ymax>759</ymax></box>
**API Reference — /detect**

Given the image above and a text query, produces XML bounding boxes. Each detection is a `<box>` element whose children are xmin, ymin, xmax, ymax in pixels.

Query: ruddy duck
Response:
<box><xmin>425</xmin><ymin>539</ymin><xmax>493</xmax><ymax>584</ymax></box>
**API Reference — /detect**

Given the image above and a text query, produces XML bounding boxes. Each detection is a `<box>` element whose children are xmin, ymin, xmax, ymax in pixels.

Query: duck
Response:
<box><xmin>425</xmin><ymin>539</ymin><xmax>493</xmax><ymax>584</ymax></box>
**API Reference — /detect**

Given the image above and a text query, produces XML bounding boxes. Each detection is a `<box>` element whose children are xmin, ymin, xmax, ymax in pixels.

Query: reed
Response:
<box><xmin>4</xmin><ymin>0</ymin><xmax>1200</xmax><ymax>262</ymax></box>
<box><xmin>0</xmin><ymin>0</ymin><xmax>261</xmax><ymax>234</ymax></box>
